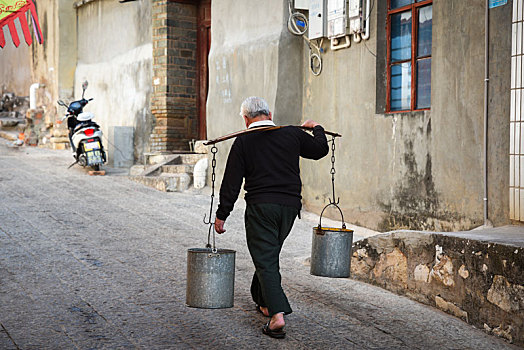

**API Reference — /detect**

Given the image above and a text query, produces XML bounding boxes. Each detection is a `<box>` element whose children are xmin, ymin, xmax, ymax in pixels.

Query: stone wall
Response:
<box><xmin>150</xmin><ymin>0</ymin><xmax>198</xmax><ymax>152</ymax></box>
<box><xmin>351</xmin><ymin>231</ymin><xmax>524</xmax><ymax>346</ymax></box>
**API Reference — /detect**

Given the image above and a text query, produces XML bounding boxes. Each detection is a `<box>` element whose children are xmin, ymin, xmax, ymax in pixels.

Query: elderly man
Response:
<box><xmin>214</xmin><ymin>96</ymin><xmax>329</xmax><ymax>339</ymax></box>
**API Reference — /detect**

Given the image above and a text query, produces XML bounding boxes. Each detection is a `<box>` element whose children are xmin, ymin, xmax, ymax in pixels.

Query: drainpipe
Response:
<box><xmin>361</xmin><ymin>0</ymin><xmax>371</xmax><ymax>40</ymax></box>
<box><xmin>29</xmin><ymin>83</ymin><xmax>44</xmax><ymax>109</ymax></box>
<box><xmin>483</xmin><ymin>0</ymin><xmax>489</xmax><ymax>227</ymax></box>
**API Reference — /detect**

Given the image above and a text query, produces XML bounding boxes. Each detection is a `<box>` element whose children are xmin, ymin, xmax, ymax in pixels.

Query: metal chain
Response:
<box><xmin>330</xmin><ymin>136</ymin><xmax>338</xmax><ymax>205</ymax></box>
<box><xmin>204</xmin><ymin>145</ymin><xmax>218</xmax><ymax>253</ymax></box>
<box><xmin>319</xmin><ymin>135</ymin><xmax>346</xmax><ymax>229</ymax></box>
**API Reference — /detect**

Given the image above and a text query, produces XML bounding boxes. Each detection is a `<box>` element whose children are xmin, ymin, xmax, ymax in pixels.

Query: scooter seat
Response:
<box><xmin>73</xmin><ymin>120</ymin><xmax>99</xmax><ymax>133</ymax></box>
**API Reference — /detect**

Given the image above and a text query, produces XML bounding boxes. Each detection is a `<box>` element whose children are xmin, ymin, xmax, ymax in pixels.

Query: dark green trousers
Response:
<box><xmin>244</xmin><ymin>203</ymin><xmax>299</xmax><ymax>316</ymax></box>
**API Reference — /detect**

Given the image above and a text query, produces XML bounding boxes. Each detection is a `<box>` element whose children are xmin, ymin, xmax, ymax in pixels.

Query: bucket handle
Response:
<box><xmin>318</xmin><ymin>202</ymin><xmax>346</xmax><ymax>230</ymax></box>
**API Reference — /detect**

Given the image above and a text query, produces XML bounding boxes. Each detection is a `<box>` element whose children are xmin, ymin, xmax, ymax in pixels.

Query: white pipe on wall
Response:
<box><xmin>361</xmin><ymin>0</ymin><xmax>371</xmax><ymax>40</ymax></box>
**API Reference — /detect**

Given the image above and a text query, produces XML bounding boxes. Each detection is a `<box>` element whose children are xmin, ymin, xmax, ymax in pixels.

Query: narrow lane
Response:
<box><xmin>0</xmin><ymin>142</ymin><xmax>518</xmax><ymax>349</ymax></box>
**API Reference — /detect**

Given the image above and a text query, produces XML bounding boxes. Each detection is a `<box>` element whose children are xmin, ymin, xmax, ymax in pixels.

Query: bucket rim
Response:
<box><xmin>314</xmin><ymin>226</ymin><xmax>354</xmax><ymax>233</ymax></box>
<box><xmin>188</xmin><ymin>247</ymin><xmax>236</xmax><ymax>254</ymax></box>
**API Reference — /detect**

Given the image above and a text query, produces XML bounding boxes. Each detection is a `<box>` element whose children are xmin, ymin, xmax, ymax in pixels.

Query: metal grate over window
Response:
<box><xmin>510</xmin><ymin>0</ymin><xmax>524</xmax><ymax>221</ymax></box>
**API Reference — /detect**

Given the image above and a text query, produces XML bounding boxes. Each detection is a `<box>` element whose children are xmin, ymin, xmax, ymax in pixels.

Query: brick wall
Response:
<box><xmin>150</xmin><ymin>0</ymin><xmax>198</xmax><ymax>152</ymax></box>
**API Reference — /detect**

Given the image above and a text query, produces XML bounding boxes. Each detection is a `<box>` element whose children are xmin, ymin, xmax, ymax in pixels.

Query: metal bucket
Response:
<box><xmin>186</xmin><ymin>248</ymin><xmax>236</xmax><ymax>308</ymax></box>
<box><xmin>310</xmin><ymin>204</ymin><xmax>354</xmax><ymax>278</ymax></box>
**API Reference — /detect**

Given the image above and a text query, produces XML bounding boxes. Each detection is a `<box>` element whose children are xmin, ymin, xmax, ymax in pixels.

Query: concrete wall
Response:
<box><xmin>302</xmin><ymin>0</ymin><xmax>512</xmax><ymax>231</ymax></box>
<box><xmin>28</xmin><ymin>0</ymin><xmax>60</xmax><ymax>124</ymax></box>
<box><xmin>75</xmin><ymin>0</ymin><xmax>153</xmax><ymax>163</ymax></box>
<box><xmin>207</xmin><ymin>0</ymin><xmax>304</xmax><ymax>190</ymax></box>
<box><xmin>0</xmin><ymin>22</ymin><xmax>31</xmax><ymax>96</ymax></box>
<box><xmin>0</xmin><ymin>1</ymin><xmax>77</xmax><ymax>124</ymax></box>
<box><xmin>207</xmin><ymin>0</ymin><xmax>512</xmax><ymax>232</ymax></box>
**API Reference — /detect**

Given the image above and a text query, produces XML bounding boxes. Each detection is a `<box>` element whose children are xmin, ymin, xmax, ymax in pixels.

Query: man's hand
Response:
<box><xmin>215</xmin><ymin>218</ymin><xmax>226</xmax><ymax>234</ymax></box>
<box><xmin>301</xmin><ymin>119</ymin><xmax>320</xmax><ymax>128</ymax></box>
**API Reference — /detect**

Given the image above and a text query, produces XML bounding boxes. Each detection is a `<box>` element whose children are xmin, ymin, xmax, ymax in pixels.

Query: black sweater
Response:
<box><xmin>216</xmin><ymin>125</ymin><xmax>329</xmax><ymax>221</ymax></box>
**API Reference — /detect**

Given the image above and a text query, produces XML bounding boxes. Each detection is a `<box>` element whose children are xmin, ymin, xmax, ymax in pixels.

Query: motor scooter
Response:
<box><xmin>57</xmin><ymin>81</ymin><xmax>106</xmax><ymax>171</ymax></box>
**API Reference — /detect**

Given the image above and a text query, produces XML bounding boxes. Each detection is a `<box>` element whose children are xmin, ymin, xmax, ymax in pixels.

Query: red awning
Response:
<box><xmin>0</xmin><ymin>0</ymin><xmax>43</xmax><ymax>48</ymax></box>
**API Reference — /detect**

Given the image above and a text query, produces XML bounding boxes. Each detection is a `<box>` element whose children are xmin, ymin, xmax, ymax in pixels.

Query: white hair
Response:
<box><xmin>239</xmin><ymin>96</ymin><xmax>271</xmax><ymax>118</ymax></box>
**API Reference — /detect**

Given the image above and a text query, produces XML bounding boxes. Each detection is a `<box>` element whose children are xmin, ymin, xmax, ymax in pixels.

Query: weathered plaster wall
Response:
<box><xmin>28</xmin><ymin>0</ymin><xmax>60</xmax><ymax>123</ymax></box>
<box><xmin>488</xmin><ymin>3</ymin><xmax>512</xmax><ymax>226</ymax></box>
<box><xmin>300</xmin><ymin>0</ymin><xmax>512</xmax><ymax>231</ymax></box>
<box><xmin>0</xmin><ymin>1</ymin><xmax>62</xmax><ymax>117</ymax></box>
<box><xmin>57</xmin><ymin>0</ymin><xmax>77</xmax><ymax>101</ymax></box>
<box><xmin>0</xmin><ymin>1</ymin><xmax>77</xmax><ymax>148</ymax></box>
<box><xmin>207</xmin><ymin>0</ymin><xmax>303</xmax><ymax>185</ymax></box>
<box><xmin>0</xmin><ymin>22</ymin><xmax>31</xmax><ymax>96</ymax></box>
<box><xmin>75</xmin><ymin>0</ymin><xmax>153</xmax><ymax>162</ymax></box>
<box><xmin>207</xmin><ymin>0</ymin><xmax>510</xmax><ymax>231</ymax></box>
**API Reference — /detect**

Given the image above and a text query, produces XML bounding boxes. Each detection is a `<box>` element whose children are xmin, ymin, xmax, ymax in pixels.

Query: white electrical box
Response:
<box><xmin>348</xmin><ymin>0</ymin><xmax>359</xmax><ymax>17</ymax></box>
<box><xmin>309</xmin><ymin>0</ymin><xmax>327</xmax><ymax>39</ymax></box>
<box><xmin>348</xmin><ymin>0</ymin><xmax>362</xmax><ymax>34</ymax></box>
<box><xmin>327</xmin><ymin>0</ymin><xmax>346</xmax><ymax>39</ymax></box>
<box><xmin>294</xmin><ymin>0</ymin><xmax>310</xmax><ymax>10</ymax></box>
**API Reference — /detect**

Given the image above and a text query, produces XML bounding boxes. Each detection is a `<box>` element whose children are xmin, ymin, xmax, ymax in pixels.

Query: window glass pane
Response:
<box><xmin>416</xmin><ymin>58</ymin><xmax>431</xmax><ymax>109</ymax></box>
<box><xmin>391</xmin><ymin>11</ymin><xmax>412</xmax><ymax>62</ymax></box>
<box><xmin>390</xmin><ymin>62</ymin><xmax>412</xmax><ymax>111</ymax></box>
<box><xmin>417</xmin><ymin>5</ymin><xmax>432</xmax><ymax>57</ymax></box>
<box><xmin>391</xmin><ymin>0</ymin><xmax>413</xmax><ymax>9</ymax></box>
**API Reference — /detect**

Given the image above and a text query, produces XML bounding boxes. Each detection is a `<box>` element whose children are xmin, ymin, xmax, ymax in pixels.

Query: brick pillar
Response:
<box><xmin>150</xmin><ymin>0</ymin><xmax>198</xmax><ymax>152</ymax></box>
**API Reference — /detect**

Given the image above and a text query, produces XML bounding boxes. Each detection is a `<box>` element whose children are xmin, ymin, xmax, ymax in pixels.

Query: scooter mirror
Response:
<box><xmin>57</xmin><ymin>100</ymin><xmax>67</xmax><ymax>107</ymax></box>
<box><xmin>81</xmin><ymin>80</ymin><xmax>88</xmax><ymax>99</ymax></box>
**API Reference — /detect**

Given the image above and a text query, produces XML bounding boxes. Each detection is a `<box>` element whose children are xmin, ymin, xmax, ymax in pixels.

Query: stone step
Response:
<box><xmin>145</xmin><ymin>152</ymin><xmax>207</xmax><ymax>166</ymax></box>
<box><xmin>129</xmin><ymin>173</ymin><xmax>191</xmax><ymax>192</ymax></box>
<box><xmin>178</xmin><ymin>153</ymin><xmax>206</xmax><ymax>165</ymax></box>
<box><xmin>161</xmin><ymin>164</ymin><xmax>195</xmax><ymax>174</ymax></box>
<box><xmin>129</xmin><ymin>152</ymin><xmax>207</xmax><ymax>192</ymax></box>
<box><xmin>0</xmin><ymin>130</ymin><xmax>18</xmax><ymax>141</ymax></box>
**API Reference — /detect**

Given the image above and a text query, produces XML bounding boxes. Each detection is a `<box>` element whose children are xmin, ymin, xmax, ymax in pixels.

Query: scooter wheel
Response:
<box><xmin>92</xmin><ymin>164</ymin><xmax>100</xmax><ymax>171</ymax></box>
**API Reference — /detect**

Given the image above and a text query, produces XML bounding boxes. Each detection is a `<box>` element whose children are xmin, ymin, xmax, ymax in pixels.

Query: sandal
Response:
<box><xmin>262</xmin><ymin>320</ymin><xmax>286</xmax><ymax>339</ymax></box>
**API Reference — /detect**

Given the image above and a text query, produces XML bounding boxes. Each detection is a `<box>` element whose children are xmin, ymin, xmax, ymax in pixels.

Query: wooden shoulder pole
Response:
<box><xmin>204</xmin><ymin>125</ymin><xmax>342</xmax><ymax>145</ymax></box>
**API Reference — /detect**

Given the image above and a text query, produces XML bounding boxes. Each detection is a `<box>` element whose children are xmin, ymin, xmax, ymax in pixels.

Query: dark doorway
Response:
<box><xmin>197</xmin><ymin>0</ymin><xmax>211</xmax><ymax>140</ymax></box>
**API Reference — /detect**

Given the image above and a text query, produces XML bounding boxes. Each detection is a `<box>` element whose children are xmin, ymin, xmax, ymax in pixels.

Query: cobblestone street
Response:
<box><xmin>0</xmin><ymin>142</ymin><xmax>519</xmax><ymax>349</ymax></box>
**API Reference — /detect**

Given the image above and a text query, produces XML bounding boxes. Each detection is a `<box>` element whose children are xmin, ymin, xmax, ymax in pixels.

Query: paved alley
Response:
<box><xmin>0</xmin><ymin>141</ymin><xmax>519</xmax><ymax>350</ymax></box>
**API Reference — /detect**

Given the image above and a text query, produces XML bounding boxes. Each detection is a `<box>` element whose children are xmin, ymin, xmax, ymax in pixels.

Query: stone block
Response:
<box><xmin>52</xmin><ymin>127</ymin><xmax>69</xmax><ymax>137</ymax></box>
<box><xmin>193</xmin><ymin>157</ymin><xmax>207</xmax><ymax>189</ymax></box>
<box><xmin>52</xmin><ymin>142</ymin><xmax>68</xmax><ymax>150</ymax></box>
<box><xmin>372</xmin><ymin>247</ymin><xmax>408</xmax><ymax>288</ymax></box>
<box><xmin>414</xmin><ymin>264</ymin><xmax>430</xmax><ymax>282</ymax></box>
<box><xmin>108</xmin><ymin>126</ymin><xmax>135</xmax><ymax>168</ymax></box>
<box><xmin>429</xmin><ymin>254</ymin><xmax>455</xmax><ymax>287</ymax></box>
<box><xmin>50</xmin><ymin>137</ymin><xmax>69</xmax><ymax>144</ymax></box>
<box><xmin>435</xmin><ymin>296</ymin><xmax>468</xmax><ymax>322</ymax></box>
<box><xmin>194</xmin><ymin>140</ymin><xmax>211</xmax><ymax>154</ymax></box>
<box><xmin>487</xmin><ymin>275</ymin><xmax>524</xmax><ymax>313</ymax></box>
<box><xmin>129</xmin><ymin>165</ymin><xmax>147</xmax><ymax>176</ymax></box>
